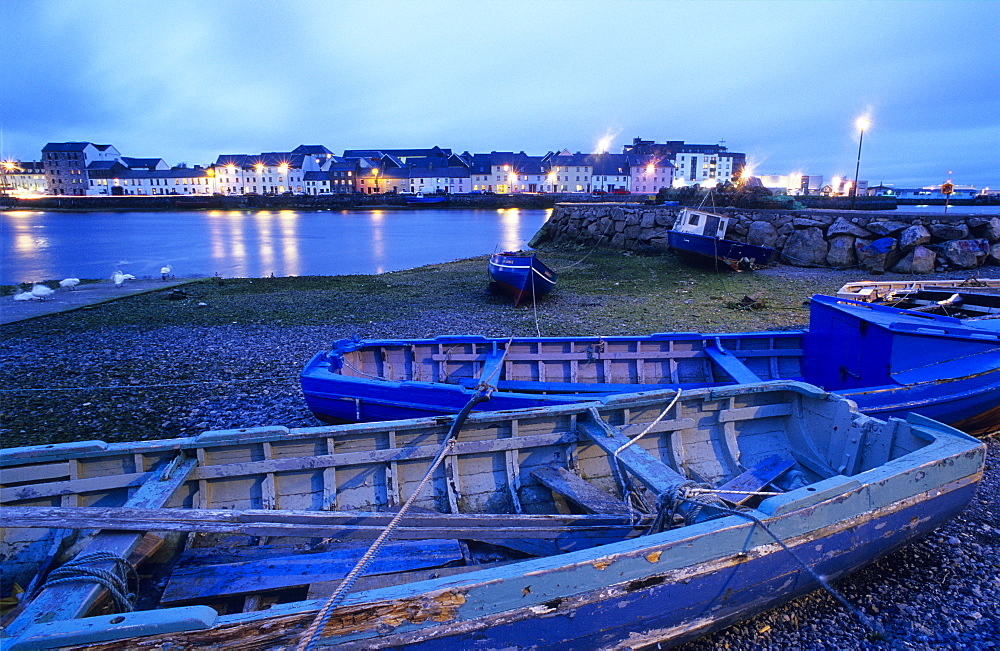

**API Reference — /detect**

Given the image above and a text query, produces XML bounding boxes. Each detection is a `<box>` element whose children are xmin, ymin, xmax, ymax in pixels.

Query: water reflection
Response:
<box><xmin>369</xmin><ymin>210</ymin><xmax>386</xmax><ymax>274</ymax></box>
<box><xmin>498</xmin><ymin>208</ymin><xmax>523</xmax><ymax>252</ymax></box>
<box><xmin>277</xmin><ymin>211</ymin><xmax>300</xmax><ymax>276</ymax></box>
<box><xmin>205</xmin><ymin>210</ymin><xmax>301</xmax><ymax>277</ymax></box>
<box><xmin>2</xmin><ymin>208</ymin><xmax>551</xmax><ymax>284</ymax></box>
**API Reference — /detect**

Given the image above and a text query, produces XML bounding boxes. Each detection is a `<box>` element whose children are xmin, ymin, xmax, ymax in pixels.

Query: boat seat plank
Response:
<box><xmin>4</xmin><ymin>456</ymin><xmax>199</xmax><ymax>638</ymax></box>
<box><xmin>704</xmin><ymin>344</ymin><xmax>761</xmax><ymax>384</ymax></box>
<box><xmin>714</xmin><ymin>455</ymin><xmax>795</xmax><ymax>505</ymax></box>
<box><xmin>476</xmin><ymin>349</ymin><xmax>506</xmax><ymax>390</ymax></box>
<box><xmin>576</xmin><ymin>408</ymin><xmax>691</xmax><ymax>496</ymax></box>
<box><xmin>530</xmin><ymin>466</ymin><xmax>630</xmax><ymax>515</ymax></box>
<box><xmin>160</xmin><ymin>539</ymin><xmax>464</xmax><ymax>604</ymax></box>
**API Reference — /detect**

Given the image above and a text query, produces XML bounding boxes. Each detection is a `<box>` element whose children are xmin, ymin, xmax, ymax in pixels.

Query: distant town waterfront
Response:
<box><xmin>0</xmin><ymin>208</ymin><xmax>551</xmax><ymax>285</ymax></box>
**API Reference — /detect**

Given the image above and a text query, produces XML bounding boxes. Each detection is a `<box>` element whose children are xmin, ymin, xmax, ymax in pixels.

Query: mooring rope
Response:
<box><xmin>662</xmin><ymin>488</ymin><xmax>889</xmax><ymax>641</ymax></box>
<box><xmin>40</xmin><ymin>552</ymin><xmax>137</xmax><ymax>613</ymax></box>
<box><xmin>295</xmin><ymin>390</ymin><xmax>492</xmax><ymax>651</ymax></box>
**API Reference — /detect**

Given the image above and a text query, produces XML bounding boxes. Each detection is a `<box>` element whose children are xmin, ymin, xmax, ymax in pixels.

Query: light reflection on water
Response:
<box><xmin>0</xmin><ymin>208</ymin><xmax>551</xmax><ymax>284</ymax></box>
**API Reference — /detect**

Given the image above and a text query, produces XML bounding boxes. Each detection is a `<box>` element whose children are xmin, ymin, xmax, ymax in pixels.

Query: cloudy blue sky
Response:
<box><xmin>2</xmin><ymin>0</ymin><xmax>997</xmax><ymax>188</ymax></box>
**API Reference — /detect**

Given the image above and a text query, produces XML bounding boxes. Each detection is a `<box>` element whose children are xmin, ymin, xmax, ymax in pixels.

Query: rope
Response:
<box><xmin>0</xmin><ymin>375</ymin><xmax>298</xmax><ymax>394</ymax></box>
<box><xmin>40</xmin><ymin>552</ymin><xmax>137</xmax><ymax>613</ymax></box>
<box><xmin>663</xmin><ymin>489</ymin><xmax>890</xmax><ymax>641</ymax></box>
<box><xmin>548</xmin><ymin>218</ymin><xmax>616</xmax><ymax>272</ymax></box>
<box><xmin>295</xmin><ymin>391</ymin><xmax>491</xmax><ymax>651</ymax></box>
<box><xmin>530</xmin><ymin>263</ymin><xmax>541</xmax><ymax>337</ymax></box>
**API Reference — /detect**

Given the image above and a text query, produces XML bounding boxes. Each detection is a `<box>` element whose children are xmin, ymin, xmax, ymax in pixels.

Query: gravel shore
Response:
<box><xmin>1</xmin><ymin>250</ymin><xmax>997</xmax><ymax>648</ymax></box>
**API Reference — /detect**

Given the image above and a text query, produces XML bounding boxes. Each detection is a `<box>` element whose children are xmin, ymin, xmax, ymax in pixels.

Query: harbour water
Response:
<box><xmin>0</xmin><ymin>208</ymin><xmax>551</xmax><ymax>285</ymax></box>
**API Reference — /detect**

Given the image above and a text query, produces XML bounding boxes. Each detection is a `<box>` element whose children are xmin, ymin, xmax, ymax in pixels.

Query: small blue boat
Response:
<box><xmin>488</xmin><ymin>251</ymin><xmax>557</xmax><ymax>306</ymax></box>
<box><xmin>405</xmin><ymin>192</ymin><xmax>447</xmax><ymax>206</ymax></box>
<box><xmin>668</xmin><ymin>207</ymin><xmax>777</xmax><ymax>270</ymax></box>
<box><xmin>0</xmin><ymin>384</ymin><xmax>985</xmax><ymax>648</ymax></box>
<box><xmin>301</xmin><ymin>295</ymin><xmax>1000</xmax><ymax>434</ymax></box>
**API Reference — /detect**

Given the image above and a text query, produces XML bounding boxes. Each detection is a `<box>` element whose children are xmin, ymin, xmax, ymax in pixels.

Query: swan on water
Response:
<box><xmin>14</xmin><ymin>291</ymin><xmax>40</xmax><ymax>301</ymax></box>
<box><xmin>59</xmin><ymin>278</ymin><xmax>81</xmax><ymax>290</ymax></box>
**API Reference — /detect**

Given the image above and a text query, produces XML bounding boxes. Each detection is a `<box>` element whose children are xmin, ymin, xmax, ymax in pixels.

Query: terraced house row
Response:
<box><xmin>16</xmin><ymin>138</ymin><xmax>746</xmax><ymax>196</ymax></box>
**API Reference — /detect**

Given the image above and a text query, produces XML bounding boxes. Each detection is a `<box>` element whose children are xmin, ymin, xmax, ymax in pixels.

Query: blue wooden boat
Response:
<box><xmin>405</xmin><ymin>192</ymin><xmax>447</xmax><ymax>206</ymax></box>
<box><xmin>0</xmin><ymin>384</ymin><xmax>985</xmax><ymax>648</ymax></box>
<box><xmin>668</xmin><ymin>208</ymin><xmax>777</xmax><ymax>270</ymax></box>
<box><xmin>488</xmin><ymin>251</ymin><xmax>557</xmax><ymax>306</ymax></box>
<box><xmin>301</xmin><ymin>295</ymin><xmax>1000</xmax><ymax>435</ymax></box>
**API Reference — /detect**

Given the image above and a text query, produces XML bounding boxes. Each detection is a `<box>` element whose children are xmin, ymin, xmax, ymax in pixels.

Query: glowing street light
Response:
<box><xmin>851</xmin><ymin>116</ymin><xmax>871</xmax><ymax>207</ymax></box>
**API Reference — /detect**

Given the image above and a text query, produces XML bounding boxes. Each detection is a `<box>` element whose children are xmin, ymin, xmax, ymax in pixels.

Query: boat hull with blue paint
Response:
<box><xmin>667</xmin><ymin>230</ymin><xmax>777</xmax><ymax>271</ymax></box>
<box><xmin>488</xmin><ymin>251</ymin><xmax>557</xmax><ymax>306</ymax></box>
<box><xmin>0</xmin><ymin>384</ymin><xmax>984</xmax><ymax>648</ymax></box>
<box><xmin>301</xmin><ymin>295</ymin><xmax>1000</xmax><ymax>435</ymax></box>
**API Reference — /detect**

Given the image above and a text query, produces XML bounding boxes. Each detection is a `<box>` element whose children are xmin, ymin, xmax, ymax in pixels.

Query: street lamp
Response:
<box><xmin>851</xmin><ymin>116</ymin><xmax>870</xmax><ymax>208</ymax></box>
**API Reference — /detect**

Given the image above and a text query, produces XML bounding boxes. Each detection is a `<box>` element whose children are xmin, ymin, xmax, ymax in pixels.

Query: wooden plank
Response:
<box><xmin>5</xmin><ymin>456</ymin><xmax>199</xmax><ymax>637</ymax></box>
<box><xmin>0</xmin><ymin>506</ymin><xmax>649</xmax><ymax>541</ymax></box>
<box><xmin>455</xmin><ymin>378</ymin><xmax>684</xmax><ymax>393</ymax></box>
<box><xmin>704</xmin><ymin>344</ymin><xmax>761</xmax><ymax>384</ymax></box>
<box><xmin>306</xmin><ymin>560</ymin><xmax>517</xmax><ymax>598</ymax></box>
<box><xmin>160</xmin><ymin>539</ymin><xmax>464</xmax><ymax>604</ymax></box>
<box><xmin>718</xmin><ymin>403</ymin><xmax>793</xmax><ymax>423</ymax></box>
<box><xmin>575</xmin><ymin>409</ymin><xmax>691</xmax><ymax>496</ymax></box>
<box><xmin>714</xmin><ymin>455</ymin><xmax>796</xmax><ymax>505</ymax></box>
<box><xmin>2</xmin><ymin>432</ymin><xmax>579</xmax><ymax>504</ymax></box>
<box><xmin>477</xmin><ymin>349</ymin><xmax>506</xmax><ymax>389</ymax></box>
<box><xmin>530</xmin><ymin>466</ymin><xmax>629</xmax><ymax>515</ymax></box>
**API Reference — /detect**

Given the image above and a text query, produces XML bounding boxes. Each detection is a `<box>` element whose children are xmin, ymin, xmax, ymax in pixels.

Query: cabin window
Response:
<box><xmin>688</xmin><ymin>214</ymin><xmax>700</xmax><ymax>226</ymax></box>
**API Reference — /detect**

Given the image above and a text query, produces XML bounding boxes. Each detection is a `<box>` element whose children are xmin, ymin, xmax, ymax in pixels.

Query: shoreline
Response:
<box><xmin>1</xmin><ymin>251</ymin><xmax>997</xmax><ymax>648</ymax></box>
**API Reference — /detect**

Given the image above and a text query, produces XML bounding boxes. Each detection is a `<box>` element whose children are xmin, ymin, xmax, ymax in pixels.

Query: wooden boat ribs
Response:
<box><xmin>0</xmin><ymin>383</ymin><xmax>986</xmax><ymax>649</ymax></box>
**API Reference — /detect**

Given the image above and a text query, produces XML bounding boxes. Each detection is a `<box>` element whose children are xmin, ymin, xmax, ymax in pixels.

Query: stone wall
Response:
<box><xmin>530</xmin><ymin>203</ymin><xmax>1000</xmax><ymax>273</ymax></box>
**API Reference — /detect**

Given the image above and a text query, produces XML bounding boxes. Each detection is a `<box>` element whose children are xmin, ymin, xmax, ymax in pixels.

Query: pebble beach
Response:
<box><xmin>1</xmin><ymin>250</ymin><xmax>997</xmax><ymax>648</ymax></box>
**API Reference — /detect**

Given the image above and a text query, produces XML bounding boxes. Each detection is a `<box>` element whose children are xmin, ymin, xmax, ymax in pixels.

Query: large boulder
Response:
<box><xmin>746</xmin><ymin>221</ymin><xmax>780</xmax><ymax>249</ymax></box>
<box><xmin>826</xmin><ymin>235</ymin><xmax>857</xmax><ymax>268</ymax></box>
<box><xmin>941</xmin><ymin>239</ymin><xmax>989</xmax><ymax>269</ymax></box>
<box><xmin>990</xmin><ymin>242</ymin><xmax>1000</xmax><ymax>266</ymax></box>
<box><xmin>929</xmin><ymin>221</ymin><xmax>970</xmax><ymax>240</ymax></box>
<box><xmin>866</xmin><ymin>220</ymin><xmax>909</xmax><ymax>237</ymax></box>
<box><xmin>891</xmin><ymin>246</ymin><xmax>937</xmax><ymax>274</ymax></box>
<box><xmin>898</xmin><ymin>224</ymin><xmax>932</xmax><ymax>250</ymax></box>
<box><xmin>855</xmin><ymin>237</ymin><xmax>899</xmax><ymax>273</ymax></box>
<box><xmin>781</xmin><ymin>227</ymin><xmax>829</xmax><ymax>267</ymax></box>
<box><xmin>827</xmin><ymin>216</ymin><xmax>870</xmax><ymax>238</ymax></box>
<box><xmin>969</xmin><ymin>217</ymin><xmax>1000</xmax><ymax>243</ymax></box>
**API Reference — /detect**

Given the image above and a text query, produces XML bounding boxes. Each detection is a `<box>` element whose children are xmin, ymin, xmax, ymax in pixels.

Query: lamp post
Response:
<box><xmin>851</xmin><ymin>116</ymin><xmax>870</xmax><ymax>208</ymax></box>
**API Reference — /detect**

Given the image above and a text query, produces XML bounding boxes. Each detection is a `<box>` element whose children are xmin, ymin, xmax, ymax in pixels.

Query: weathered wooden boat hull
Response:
<box><xmin>488</xmin><ymin>252</ymin><xmax>557</xmax><ymax>306</ymax></box>
<box><xmin>837</xmin><ymin>278</ymin><xmax>1000</xmax><ymax>303</ymax></box>
<box><xmin>0</xmin><ymin>384</ymin><xmax>984</xmax><ymax>649</ymax></box>
<box><xmin>667</xmin><ymin>230</ymin><xmax>777</xmax><ymax>271</ymax></box>
<box><xmin>301</xmin><ymin>295</ymin><xmax>1000</xmax><ymax>435</ymax></box>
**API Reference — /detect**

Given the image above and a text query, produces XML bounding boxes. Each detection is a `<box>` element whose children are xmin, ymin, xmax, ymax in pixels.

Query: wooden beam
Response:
<box><xmin>703</xmin><ymin>344</ymin><xmax>761</xmax><ymax>384</ymax></box>
<box><xmin>160</xmin><ymin>539</ymin><xmax>464</xmax><ymax>604</ymax></box>
<box><xmin>714</xmin><ymin>456</ymin><xmax>795</xmax><ymax>505</ymax></box>
<box><xmin>575</xmin><ymin>408</ymin><xmax>692</xmax><ymax>496</ymax></box>
<box><xmin>0</xmin><ymin>506</ymin><xmax>649</xmax><ymax>542</ymax></box>
<box><xmin>530</xmin><ymin>466</ymin><xmax>630</xmax><ymax>515</ymax></box>
<box><xmin>5</xmin><ymin>456</ymin><xmax>198</xmax><ymax>637</ymax></box>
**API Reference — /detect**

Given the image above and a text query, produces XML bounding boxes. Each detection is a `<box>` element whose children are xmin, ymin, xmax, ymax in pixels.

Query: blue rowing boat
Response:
<box><xmin>488</xmin><ymin>251</ymin><xmax>557</xmax><ymax>306</ymax></box>
<box><xmin>300</xmin><ymin>295</ymin><xmax>1000</xmax><ymax>435</ymax></box>
<box><xmin>0</xmin><ymin>384</ymin><xmax>985</xmax><ymax>648</ymax></box>
<box><xmin>668</xmin><ymin>207</ymin><xmax>777</xmax><ymax>270</ymax></box>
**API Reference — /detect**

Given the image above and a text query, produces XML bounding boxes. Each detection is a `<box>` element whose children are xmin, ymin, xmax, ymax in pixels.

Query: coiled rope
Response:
<box><xmin>40</xmin><ymin>552</ymin><xmax>137</xmax><ymax>613</ymax></box>
<box><xmin>295</xmin><ymin>390</ymin><xmax>492</xmax><ymax>651</ymax></box>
